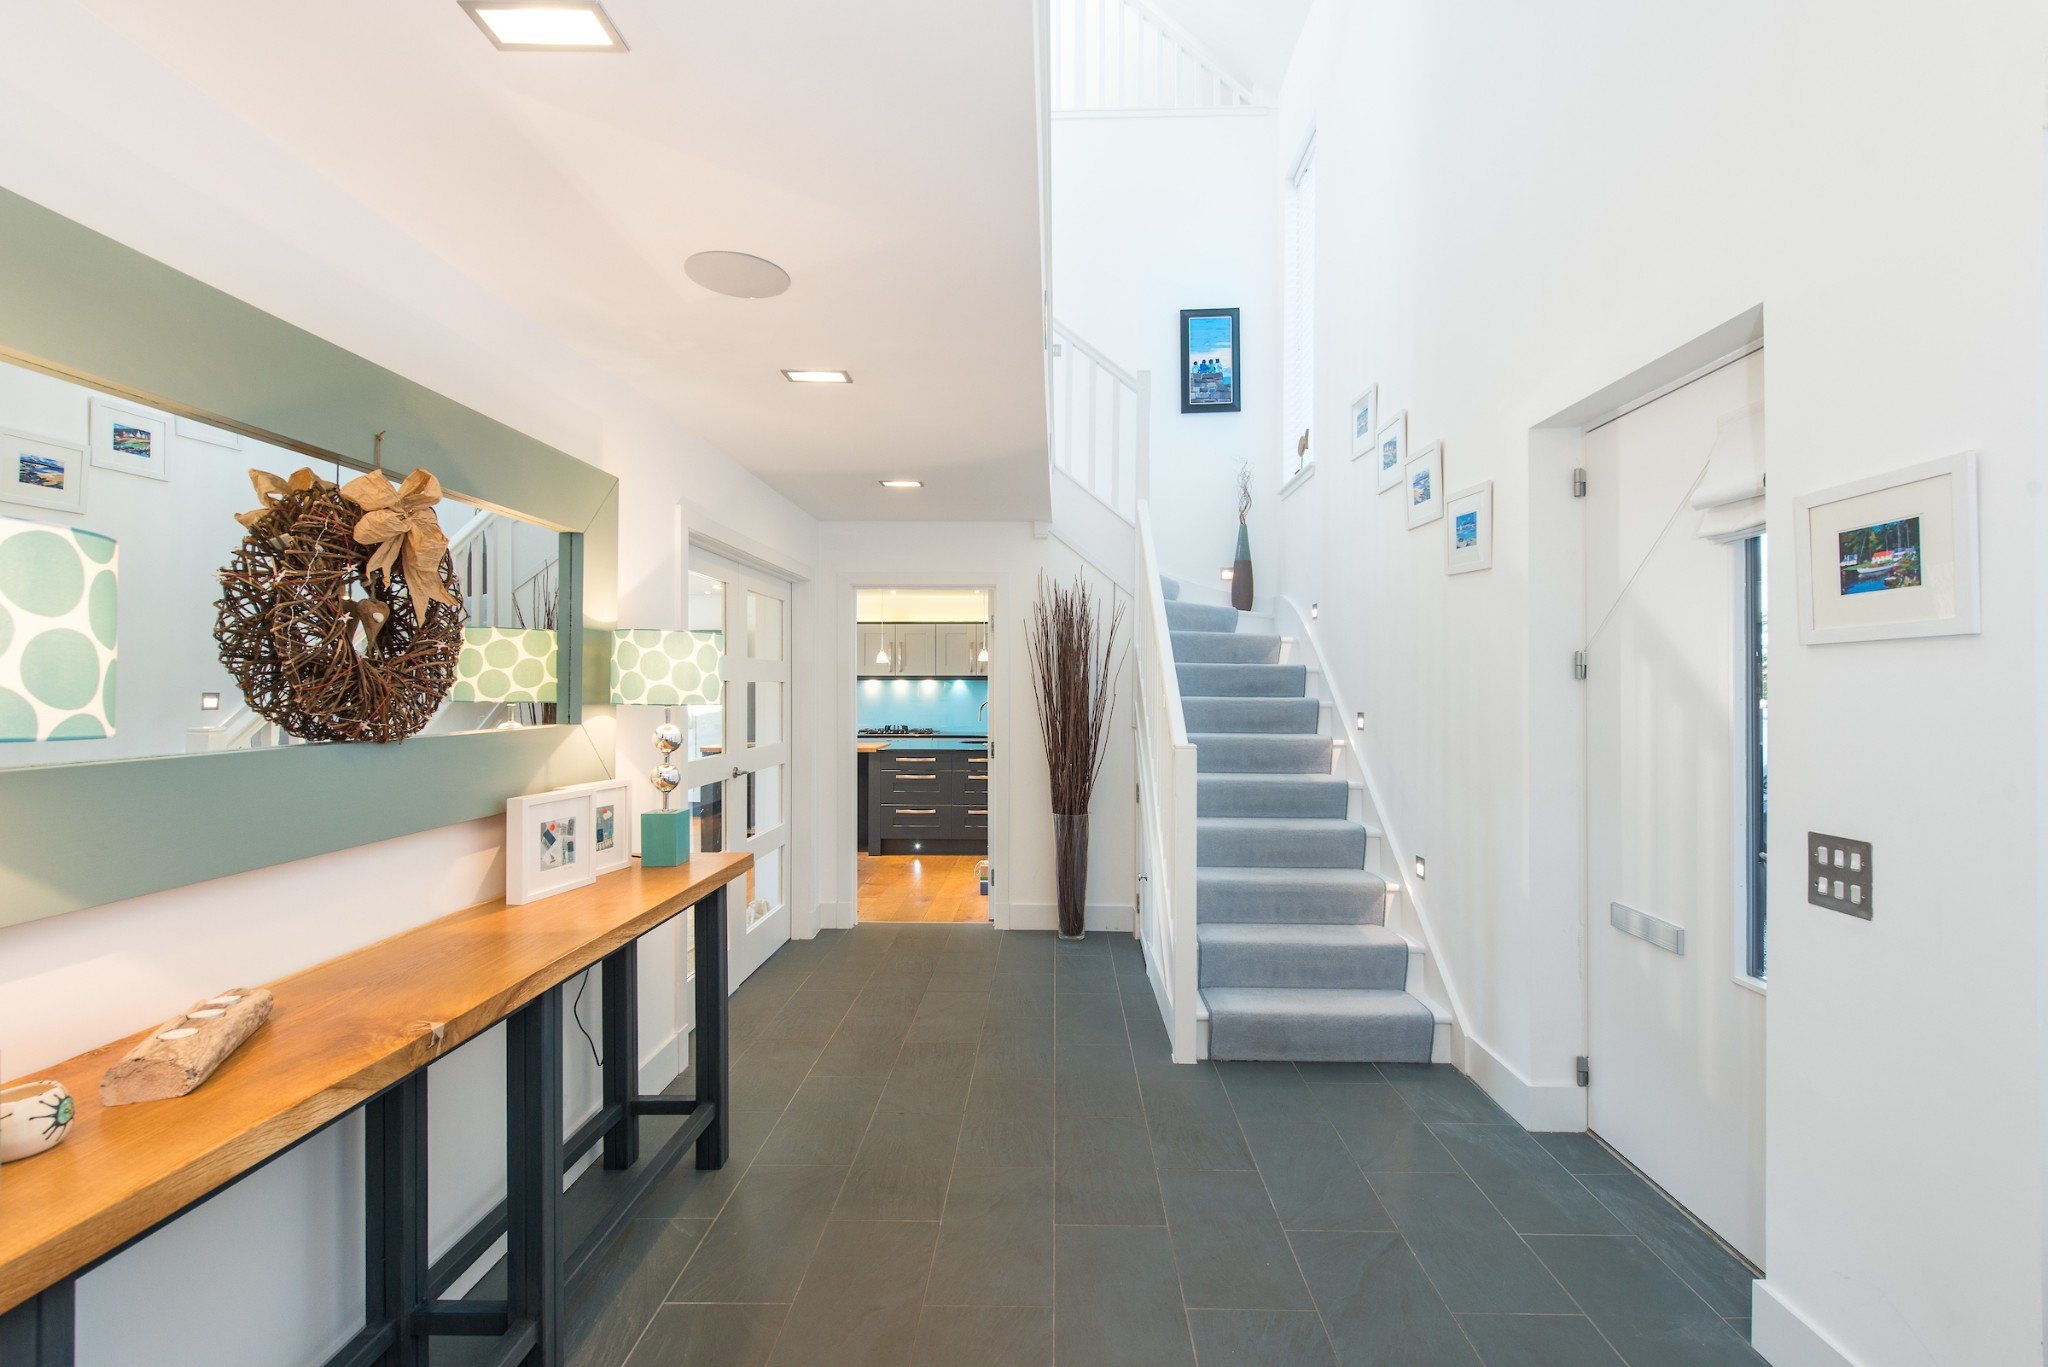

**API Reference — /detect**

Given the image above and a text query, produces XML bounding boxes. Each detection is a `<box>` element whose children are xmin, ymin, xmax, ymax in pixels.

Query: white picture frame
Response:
<box><xmin>175</xmin><ymin>414</ymin><xmax>243</xmax><ymax>450</ymax></box>
<box><xmin>562</xmin><ymin>777</ymin><xmax>633</xmax><ymax>875</ymax></box>
<box><xmin>1406</xmin><ymin>440</ymin><xmax>1444</xmax><ymax>528</ymax></box>
<box><xmin>0</xmin><ymin>428</ymin><xmax>87</xmax><ymax>514</ymax></box>
<box><xmin>1375</xmin><ymin>409</ymin><xmax>1407</xmax><ymax>492</ymax></box>
<box><xmin>1794</xmin><ymin>451</ymin><xmax>1980</xmax><ymax>644</ymax></box>
<box><xmin>1348</xmin><ymin>386</ymin><xmax>1378</xmax><ymax>462</ymax></box>
<box><xmin>1445</xmin><ymin>481</ymin><xmax>1493</xmax><ymax>574</ymax></box>
<box><xmin>505</xmin><ymin>789</ymin><xmax>598</xmax><ymax>905</ymax></box>
<box><xmin>90</xmin><ymin>398</ymin><xmax>171</xmax><ymax>482</ymax></box>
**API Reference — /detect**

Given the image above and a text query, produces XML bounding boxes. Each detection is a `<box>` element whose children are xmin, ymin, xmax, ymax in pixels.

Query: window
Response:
<box><xmin>1743</xmin><ymin>534</ymin><xmax>1769</xmax><ymax>981</ymax></box>
<box><xmin>1282</xmin><ymin>136</ymin><xmax>1317</xmax><ymax>481</ymax></box>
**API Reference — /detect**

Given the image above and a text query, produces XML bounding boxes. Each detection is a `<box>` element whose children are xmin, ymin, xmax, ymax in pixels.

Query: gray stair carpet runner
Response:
<box><xmin>1163</xmin><ymin>581</ymin><xmax>1433</xmax><ymax>1062</ymax></box>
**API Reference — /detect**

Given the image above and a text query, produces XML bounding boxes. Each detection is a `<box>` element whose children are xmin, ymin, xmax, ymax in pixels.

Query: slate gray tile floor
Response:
<box><xmin>454</xmin><ymin>925</ymin><xmax>1765</xmax><ymax>1366</ymax></box>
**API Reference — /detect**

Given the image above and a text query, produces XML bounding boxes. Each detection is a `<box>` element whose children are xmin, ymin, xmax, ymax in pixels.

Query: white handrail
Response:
<box><xmin>186</xmin><ymin>705</ymin><xmax>287</xmax><ymax>752</ymax></box>
<box><xmin>1050</xmin><ymin>320</ymin><xmax>1149</xmax><ymax>520</ymax></box>
<box><xmin>1135</xmin><ymin>501</ymin><xmax>1201</xmax><ymax>1062</ymax></box>
<box><xmin>1050</xmin><ymin>0</ymin><xmax>1255</xmax><ymax>112</ymax></box>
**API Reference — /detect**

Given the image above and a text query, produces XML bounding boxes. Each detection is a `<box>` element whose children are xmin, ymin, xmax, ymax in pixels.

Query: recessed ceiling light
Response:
<box><xmin>879</xmin><ymin>479</ymin><xmax>923</xmax><ymax>489</ymax></box>
<box><xmin>460</xmin><ymin>2</ymin><xmax>627</xmax><ymax>52</ymax></box>
<box><xmin>685</xmin><ymin>251</ymin><xmax>791</xmax><ymax>299</ymax></box>
<box><xmin>783</xmin><ymin>370</ymin><xmax>852</xmax><ymax>384</ymax></box>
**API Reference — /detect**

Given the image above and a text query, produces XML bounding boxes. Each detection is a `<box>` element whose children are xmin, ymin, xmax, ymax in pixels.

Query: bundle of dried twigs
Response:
<box><xmin>1026</xmin><ymin>572</ymin><xmax>1127</xmax><ymax>816</ymax></box>
<box><xmin>214</xmin><ymin>474</ymin><xmax>462</xmax><ymax>744</ymax></box>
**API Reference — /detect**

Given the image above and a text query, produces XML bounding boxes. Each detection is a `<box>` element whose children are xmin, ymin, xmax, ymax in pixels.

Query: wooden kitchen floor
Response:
<box><xmin>858</xmin><ymin>853</ymin><xmax>989</xmax><ymax>923</ymax></box>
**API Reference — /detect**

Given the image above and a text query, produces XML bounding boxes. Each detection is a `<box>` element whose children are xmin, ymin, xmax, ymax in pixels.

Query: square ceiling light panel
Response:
<box><xmin>461</xmin><ymin>2</ymin><xmax>628</xmax><ymax>52</ymax></box>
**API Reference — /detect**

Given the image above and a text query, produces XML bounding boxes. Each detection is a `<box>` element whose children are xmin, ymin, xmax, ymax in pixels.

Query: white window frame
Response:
<box><xmin>1281</xmin><ymin>132</ymin><xmax>1318</xmax><ymax>489</ymax></box>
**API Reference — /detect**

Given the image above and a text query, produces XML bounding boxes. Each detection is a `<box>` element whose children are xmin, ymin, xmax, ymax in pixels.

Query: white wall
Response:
<box><xmin>1051</xmin><ymin>110</ymin><xmax>1281</xmax><ymax>588</ymax></box>
<box><xmin>1269</xmin><ymin>2</ymin><xmax>2046</xmax><ymax>1363</ymax></box>
<box><xmin>816</xmin><ymin>521</ymin><xmax>1137</xmax><ymax>933</ymax></box>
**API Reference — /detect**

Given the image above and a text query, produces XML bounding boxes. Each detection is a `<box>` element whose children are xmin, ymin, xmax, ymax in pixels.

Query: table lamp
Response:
<box><xmin>612</xmin><ymin>628</ymin><xmax>722</xmax><ymax>866</ymax></box>
<box><xmin>449</xmin><ymin>627</ymin><xmax>558</xmax><ymax>711</ymax></box>
<box><xmin>0</xmin><ymin>520</ymin><xmax>118</xmax><ymax>742</ymax></box>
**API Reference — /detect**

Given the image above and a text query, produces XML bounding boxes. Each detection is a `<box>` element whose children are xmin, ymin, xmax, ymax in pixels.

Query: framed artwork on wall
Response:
<box><xmin>505</xmin><ymin>788</ymin><xmax>597</xmax><ymax>905</ymax></box>
<box><xmin>1406</xmin><ymin>440</ymin><xmax>1444</xmax><ymax>528</ymax></box>
<box><xmin>1445</xmin><ymin>482</ymin><xmax>1493</xmax><ymax>574</ymax></box>
<box><xmin>1793</xmin><ymin>451</ymin><xmax>1979</xmax><ymax>644</ymax></box>
<box><xmin>90</xmin><ymin>398</ymin><xmax>170</xmax><ymax>481</ymax></box>
<box><xmin>565</xmin><ymin>777</ymin><xmax>633</xmax><ymax>875</ymax></box>
<box><xmin>0</xmin><ymin>428</ymin><xmax>87</xmax><ymax>513</ymax></box>
<box><xmin>1180</xmin><ymin>308</ymin><xmax>1241</xmax><ymax>413</ymax></box>
<box><xmin>1349</xmin><ymin>386</ymin><xmax>1378</xmax><ymax>461</ymax></box>
<box><xmin>1375</xmin><ymin>410</ymin><xmax>1407</xmax><ymax>492</ymax></box>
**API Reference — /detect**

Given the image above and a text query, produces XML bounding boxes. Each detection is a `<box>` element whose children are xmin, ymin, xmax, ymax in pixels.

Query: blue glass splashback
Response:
<box><xmin>858</xmin><ymin>677</ymin><xmax>989</xmax><ymax>734</ymax></box>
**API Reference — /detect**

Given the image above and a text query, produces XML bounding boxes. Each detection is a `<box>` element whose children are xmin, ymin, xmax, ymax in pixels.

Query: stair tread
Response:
<box><xmin>1199</xmin><ymin>773</ymin><xmax>1347</xmax><ymax>788</ymax></box>
<box><xmin>1197</xmin><ymin>816</ymin><xmax>1364</xmax><ymax>832</ymax></box>
<box><xmin>1199</xmin><ymin>923</ymin><xmax>1408</xmax><ymax>951</ymax></box>
<box><xmin>1190</xmin><ymin>731</ymin><xmax>1329</xmax><ymax>743</ymax></box>
<box><xmin>1199</xmin><ymin>866</ymin><xmax>1386</xmax><ymax>887</ymax></box>
<box><xmin>1202</xmin><ymin>986</ymin><xmax>1434</xmax><ymax>1020</ymax></box>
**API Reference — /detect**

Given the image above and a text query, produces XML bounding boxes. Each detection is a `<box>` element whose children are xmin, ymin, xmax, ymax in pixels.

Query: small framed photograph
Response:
<box><xmin>506</xmin><ymin>789</ymin><xmax>597</xmax><ymax>905</ymax></box>
<box><xmin>563</xmin><ymin>777</ymin><xmax>633</xmax><ymax>875</ymax></box>
<box><xmin>1406</xmin><ymin>440</ymin><xmax>1444</xmax><ymax>528</ymax></box>
<box><xmin>1794</xmin><ymin>451</ymin><xmax>1979</xmax><ymax>644</ymax></box>
<box><xmin>91</xmin><ymin>399</ymin><xmax>170</xmax><ymax>481</ymax></box>
<box><xmin>1375</xmin><ymin>410</ymin><xmax>1407</xmax><ymax>492</ymax></box>
<box><xmin>1348</xmin><ymin>386</ymin><xmax>1378</xmax><ymax>461</ymax></box>
<box><xmin>0</xmin><ymin>428</ymin><xmax>87</xmax><ymax>514</ymax></box>
<box><xmin>1180</xmin><ymin>307</ymin><xmax>1241</xmax><ymax>414</ymax></box>
<box><xmin>175</xmin><ymin>414</ymin><xmax>242</xmax><ymax>450</ymax></box>
<box><xmin>1445</xmin><ymin>482</ymin><xmax>1493</xmax><ymax>574</ymax></box>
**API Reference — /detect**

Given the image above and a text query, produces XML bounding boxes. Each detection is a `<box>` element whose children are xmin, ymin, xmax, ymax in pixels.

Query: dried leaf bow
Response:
<box><xmin>342</xmin><ymin>467</ymin><xmax>459</xmax><ymax>626</ymax></box>
<box><xmin>235</xmin><ymin>467</ymin><xmax>333</xmax><ymax>530</ymax></box>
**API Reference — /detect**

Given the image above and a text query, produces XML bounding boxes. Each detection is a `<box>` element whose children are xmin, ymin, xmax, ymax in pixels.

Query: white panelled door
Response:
<box><xmin>682</xmin><ymin>549</ymin><xmax>793</xmax><ymax>987</ymax></box>
<box><xmin>1583</xmin><ymin>350</ymin><xmax>1766</xmax><ymax>1263</ymax></box>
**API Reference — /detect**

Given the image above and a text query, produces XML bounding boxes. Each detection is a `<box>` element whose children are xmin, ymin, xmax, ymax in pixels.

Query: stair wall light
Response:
<box><xmin>1354</xmin><ymin>712</ymin><xmax>1365</xmax><ymax>730</ymax></box>
<box><xmin>1311</xmin><ymin>603</ymin><xmax>1319</xmax><ymax>619</ymax></box>
<box><xmin>1219</xmin><ymin>567</ymin><xmax>1233</xmax><ymax>581</ymax></box>
<box><xmin>1413</xmin><ymin>855</ymin><xmax>1428</xmax><ymax>880</ymax></box>
<box><xmin>201</xmin><ymin>692</ymin><xmax>222</xmax><ymax>712</ymax></box>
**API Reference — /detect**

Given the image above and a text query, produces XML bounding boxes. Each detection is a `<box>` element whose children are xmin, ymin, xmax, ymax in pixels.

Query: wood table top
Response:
<box><xmin>0</xmin><ymin>852</ymin><xmax>752</xmax><ymax>1314</ymax></box>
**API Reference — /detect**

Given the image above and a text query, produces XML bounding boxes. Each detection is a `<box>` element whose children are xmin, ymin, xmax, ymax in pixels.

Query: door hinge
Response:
<box><xmin>1576</xmin><ymin>1055</ymin><xmax>1590</xmax><ymax>1087</ymax></box>
<box><xmin>1572</xmin><ymin>468</ymin><xmax>1588</xmax><ymax>498</ymax></box>
<box><xmin>1572</xmin><ymin>650</ymin><xmax>1588</xmax><ymax>680</ymax></box>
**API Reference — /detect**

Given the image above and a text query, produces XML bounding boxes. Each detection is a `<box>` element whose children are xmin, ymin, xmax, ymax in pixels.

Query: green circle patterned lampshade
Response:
<box><xmin>0</xmin><ymin>518</ymin><xmax>118</xmax><ymax>742</ymax></box>
<box><xmin>450</xmin><ymin>627</ymin><xmax>559</xmax><ymax>703</ymax></box>
<box><xmin>611</xmin><ymin>629</ymin><xmax>723</xmax><ymax>706</ymax></box>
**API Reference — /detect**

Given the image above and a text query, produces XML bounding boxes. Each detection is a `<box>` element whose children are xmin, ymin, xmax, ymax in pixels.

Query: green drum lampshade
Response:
<box><xmin>609</xmin><ymin>629</ymin><xmax>723</xmax><ymax>707</ymax></box>
<box><xmin>613</xmin><ymin>629</ymin><xmax>722</xmax><ymax>867</ymax></box>
<box><xmin>0</xmin><ymin>519</ymin><xmax>117</xmax><ymax>742</ymax></box>
<box><xmin>450</xmin><ymin>626</ymin><xmax>558</xmax><ymax>703</ymax></box>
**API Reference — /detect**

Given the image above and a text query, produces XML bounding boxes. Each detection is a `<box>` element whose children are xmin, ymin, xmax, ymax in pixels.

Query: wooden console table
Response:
<box><xmin>0</xmin><ymin>852</ymin><xmax>752</xmax><ymax>1367</ymax></box>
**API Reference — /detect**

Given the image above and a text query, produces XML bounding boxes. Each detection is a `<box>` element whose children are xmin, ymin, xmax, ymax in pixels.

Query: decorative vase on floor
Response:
<box><xmin>1054</xmin><ymin>813</ymin><xmax>1089</xmax><ymax>938</ymax></box>
<box><xmin>1027</xmin><ymin>573</ymin><xmax>1127</xmax><ymax>943</ymax></box>
<box><xmin>1230</xmin><ymin>463</ymin><xmax>1254</xmax><ymax>611</ymax></box>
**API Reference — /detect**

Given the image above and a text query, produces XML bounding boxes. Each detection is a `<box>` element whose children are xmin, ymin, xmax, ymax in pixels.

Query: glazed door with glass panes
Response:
<box><xmin>1583</xmin><ymin>350</ymin><xmax>1766</xmax><ymax>1263</ymax></box>
<box><xmin>679</xmin><ymin>549</ymin><xmax>792</xmax><ymax>986</ymax></box>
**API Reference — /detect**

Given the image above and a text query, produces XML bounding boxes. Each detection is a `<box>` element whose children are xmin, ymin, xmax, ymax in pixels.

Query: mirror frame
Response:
<box><xmin>0</xmin><ymin>188</ymin><xmax>619</xmax><ymax>928</ymax></box>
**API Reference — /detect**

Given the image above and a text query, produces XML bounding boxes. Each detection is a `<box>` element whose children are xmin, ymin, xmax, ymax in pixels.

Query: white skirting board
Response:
<box><xmin>1461</xmin><ymin>1031</ymin><xmax>1589</xmax><ymax>1133</ymax></box>
<box><xmin>1752</xmin><ymin>1281</ymin><xmax>1860</xmax><ymax>1367</ymax></box>
<box><xmin>1003</xmin><ymin>902</ymin><xmax>1135</xmax><ymax>933</ymax></box>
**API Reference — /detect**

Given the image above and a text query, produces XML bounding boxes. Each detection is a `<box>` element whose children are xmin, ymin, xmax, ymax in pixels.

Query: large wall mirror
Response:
<box><xmin>0</xmin><ymin>187</ymin><xmax>618</xmax><ymax>928</ymax></box>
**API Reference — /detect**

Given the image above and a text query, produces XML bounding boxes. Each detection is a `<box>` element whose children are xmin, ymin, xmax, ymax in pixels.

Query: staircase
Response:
<box><xmin>1163</xmin><ymin>578</ymin><xmax>1437</xmax><ymax>1062</ymax></box>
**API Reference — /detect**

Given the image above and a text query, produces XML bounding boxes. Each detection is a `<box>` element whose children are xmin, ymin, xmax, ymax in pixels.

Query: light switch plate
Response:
<box><xmin>1808</xmin><ymin>833</ymin><xmax>1872</xmax><ymax>919</ymax></box>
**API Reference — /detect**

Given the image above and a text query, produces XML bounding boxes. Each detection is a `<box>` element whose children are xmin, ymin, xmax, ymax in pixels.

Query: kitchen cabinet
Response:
<box><xmin>937</xmin><ymin>623</ymin><xmax>978</xmax><ymax>676</ymax></box>
<box><xmin>858</xmin><ymin>621</ymin><xmax>986</xmax><ymax>676</ymax></box>
<box><xmin>867</xmin><ymin>747</ymin><xmax>990</xmax><ymax>853</ymax></box>
<box><xmin>859</xmin><ymin>622</ymin><xmax>888</xmax><ymax>676</ymax></box>
<box><xmin>892</xmin><ymin>623</ymin><xmax>937</xmax><ymax>675</ymax></box>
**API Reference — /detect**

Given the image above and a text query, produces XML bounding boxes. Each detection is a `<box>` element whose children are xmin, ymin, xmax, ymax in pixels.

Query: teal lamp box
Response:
<box><xmin>612</xmin><ymin>628</ymin><xmax>723</xmax><ymax>868</ymax></box>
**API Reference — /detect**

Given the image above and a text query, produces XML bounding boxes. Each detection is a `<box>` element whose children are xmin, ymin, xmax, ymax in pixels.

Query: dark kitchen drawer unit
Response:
<box><xmin>868</xmin><ymin>748</ymin><xmax>990</xmax><ymax>853</ymax></box>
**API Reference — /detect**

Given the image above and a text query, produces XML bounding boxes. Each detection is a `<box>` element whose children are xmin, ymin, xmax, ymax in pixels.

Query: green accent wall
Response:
<box><xmin>0</xmin><ymin>188</ymin><xmax>621</xmax><ymax>928</ymax></box>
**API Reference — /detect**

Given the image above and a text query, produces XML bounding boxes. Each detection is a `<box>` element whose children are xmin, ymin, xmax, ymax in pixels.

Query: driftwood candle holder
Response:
<box><xmin>99</xmin><ymin>988</ymin><xmax>275</xmax><ymax>1107</ymax></box>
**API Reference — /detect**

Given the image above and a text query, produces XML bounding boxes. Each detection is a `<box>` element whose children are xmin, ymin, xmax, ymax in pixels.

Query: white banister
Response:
<box><xmin>1050</xmin><ymin>320</ymin><xmax>1147</xmax><ymax>522</ymax></box>
<box><xmin>1051</xmin><ymin>0</ymin><xmax>1254</xmax><ymax>113</ymax></box>
<box><xmin>1135</xmin><ymin>501</ymin><xmax>1200</xmax><ymax>1062</ymax></box>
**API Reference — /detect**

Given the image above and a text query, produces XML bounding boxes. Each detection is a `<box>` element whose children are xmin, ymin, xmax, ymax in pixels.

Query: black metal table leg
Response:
<box><xmin>693</xmin><ymin>884</ymin><xmax>730</xmax><ymax>1171</ymax></box>
<box><xmin>364</xmin><ymin>1071</ymin><xmax>428</xmax><ymax>1367</ymax></box>
<box><xmin>600</xmin><ymin>942</ymin><xmax>640</xmax><ymax>1171</ymax></box>
<box><xmin>506</xmin><ymin>988</ymin><xmax>565</xmax><ymax>1366</ymax></box>
<box><xmin>0</xmin><ymin>1281</ymin><xmax>74</xmax><ymax>1366</ymax></box>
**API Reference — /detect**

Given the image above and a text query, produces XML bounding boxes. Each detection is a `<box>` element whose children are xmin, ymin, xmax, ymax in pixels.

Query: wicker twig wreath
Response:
<box><xmin>214</xmin><ymin>466</ymin><xmax>465</xmax><ymax>744</ymax></box>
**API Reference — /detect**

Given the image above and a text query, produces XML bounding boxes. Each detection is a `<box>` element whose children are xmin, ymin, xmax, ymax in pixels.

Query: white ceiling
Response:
<box><xmin>1146</xmin><ymin>0</ymin><xmax>1312</xmax><ymax>99</ymax></box>
<box><xmin>74</xmin><ymin>0</ymin><xmax>1051</xmax><ymax>522</ymax></box>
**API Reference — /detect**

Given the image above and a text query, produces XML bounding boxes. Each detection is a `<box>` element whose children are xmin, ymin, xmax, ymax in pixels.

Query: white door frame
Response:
<box><xmin>831</xmin><ymin>569</ymin><xmax>1013</xmax><ymax>929</ymax></box>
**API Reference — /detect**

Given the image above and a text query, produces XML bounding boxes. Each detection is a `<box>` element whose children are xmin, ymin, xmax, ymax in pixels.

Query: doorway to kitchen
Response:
<box><xmin>855</xmin><ymin>587</ymin><xmax>992</xmax><ymax>922</ymax></box>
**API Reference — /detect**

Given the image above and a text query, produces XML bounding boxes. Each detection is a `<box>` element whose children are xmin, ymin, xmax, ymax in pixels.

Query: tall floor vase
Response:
<box><xmin>1054</xmin><ymin>813</ymin><xmax>1089</xmax><ymax>939</ymax></box>
<box><xmin>1231</xmin><ymin>520</ymin><xmax>1254</xmax><ymax>611</ymax></box>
